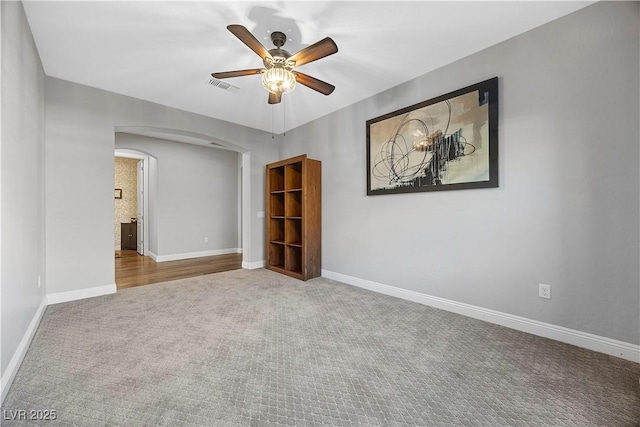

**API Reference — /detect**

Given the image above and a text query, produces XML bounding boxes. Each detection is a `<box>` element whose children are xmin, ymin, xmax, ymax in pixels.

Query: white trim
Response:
<box><xmin>148</xmin><ymin>251</ymin><xmax>158</xmax><ymax>261</ymax></box>
<box><xmin>47</xmin><ymin>284</ymin><xmax>117</xmax><ymax>305</ymax></box>
<box><xmin>1</xmin><ymin>298</ymin><xmax>47</xmax><ymax>404</ymax></box>
<box><xmin>241</xmin><ymin>152</ymin><xmax>251</xmax><ymax>270</ymax></box>
<box><xmin>321</xmin><ymin>270</ymin><xmax>640</xmax><ymax>363</ymax></box>
<box><xmin>243</xmin><ymin>260</ymin><xmax>265</xmax><ymax>270</ymax></box>
<box><xmin>115</xmin><ymin>126</ymin><xmax>249</xmax><ymax>154</ymax></box>
<box><xmin>113</xmin><ymin>149</ymin><xmax>147</xmax><ymax>160</ymax></box>
<box><xmin>3</xmin><ymin>286</ymin><xmax>117</xmax><ymax>402</ymax></box>
<box><xmin>153</xmin><ymin>248</ymin><xmax>241</xmax><ymax>263</ymax></box>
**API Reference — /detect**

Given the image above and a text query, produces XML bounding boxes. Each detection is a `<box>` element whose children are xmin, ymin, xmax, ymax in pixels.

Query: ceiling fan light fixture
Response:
<box><xmin>262</xmin><ymin>66</ymin><xmax>296</xmax><ymax>95</ymax></box>
<box><xmin>213</xmin><ymin>25</ymin><xmax>337</xmax><ymax>104</ymax></box>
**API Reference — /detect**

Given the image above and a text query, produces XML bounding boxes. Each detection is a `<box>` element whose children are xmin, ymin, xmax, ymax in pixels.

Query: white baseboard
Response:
<box><xmin>321</xmin><ymin>269</ymin><xmax>640</xmax><ymax>363</ymax></box>
<box><xmin>1</xmin><ymin>298</ymin><xmax>47</xmax><ymax>404</ymax></box>
<box><xmin>243</xmin><ymin>260</ymin><xmax>265</xmax><ymax>270</ymax></box>
<box><xmin>3</xmin><ymin>285</ymin><xmax>118</xmax><ymax>403</ymax></box>
<box><xmin>47</xmin><ymin>284</ymin><xmax>117</xmax><ymax>305</ymax></box>
<box><xmin>152</xmin><ymin>248</ymin><xmax>240</xmax><ymax>263</ymax></box>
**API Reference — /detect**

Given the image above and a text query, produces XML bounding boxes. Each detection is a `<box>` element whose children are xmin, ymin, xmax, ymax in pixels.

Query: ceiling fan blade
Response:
<box><xmin>268</xmin><ymin>92</ymin><xmax>282</xmax><ymax>104</ymax></box>
<box><xmin>288</xmin><ymin>37</ymin><xmax>338</xmax><ymax>67</ymax></box>
<box><xmin>293</xmin><ymin>71</ymin><xmax>335</xmax><ymax>95</ymax></box>
<box><xmin>227</xmin><ymin>24</ymin><xmax>272</xmax><ymax>61</ymax></box>
<box><xmin>211</xmin><ymin>69</ymin><xmax>263</xmax><ymax>79</ymax></box>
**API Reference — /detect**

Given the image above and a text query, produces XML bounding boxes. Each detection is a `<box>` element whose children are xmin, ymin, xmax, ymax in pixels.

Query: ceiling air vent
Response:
<box><xmin>207</xmin><ymin>77</ymin><xmax>239</xmax><ymax>93</ymax></box>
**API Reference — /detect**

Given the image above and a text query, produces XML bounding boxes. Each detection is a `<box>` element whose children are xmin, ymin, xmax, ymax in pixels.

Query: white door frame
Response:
<box><xmin>136</xmin><ymin>159</ymin><xmax>144</xmax><ymax>255</ymax></box>
<box><xmin>114</xmin><ymin>149</ymin><xmax>150</xmax><ymax>257</ymax></box>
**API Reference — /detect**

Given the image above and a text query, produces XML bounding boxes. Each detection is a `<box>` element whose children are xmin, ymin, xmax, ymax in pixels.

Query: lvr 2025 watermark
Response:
<box><xmin>3</xmin><ymin>409</ymin><xmax>57</xmax><ymax>421</ymax></box>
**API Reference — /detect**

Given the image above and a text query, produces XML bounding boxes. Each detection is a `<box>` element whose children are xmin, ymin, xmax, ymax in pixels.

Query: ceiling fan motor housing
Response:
<box><xmin>265</xmin><ymin>31</ymin><xmax>292</xmax><ymax>67</ymax></box>
<box><xmin>265</xmin><ymin>49</ymin><xmax>292</xmax><ymax>67</ymax></box>
<box><xmin>270</xmin><ymin>31</ymin><xmax>287</xmax><ymax>48</ymax></box>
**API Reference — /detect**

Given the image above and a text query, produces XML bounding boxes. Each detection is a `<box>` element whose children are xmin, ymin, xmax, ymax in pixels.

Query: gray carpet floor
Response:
<box><xmin>2</xmin><ymin>268</ymin><xmax>639</xmax><ymax>426</ymax></box>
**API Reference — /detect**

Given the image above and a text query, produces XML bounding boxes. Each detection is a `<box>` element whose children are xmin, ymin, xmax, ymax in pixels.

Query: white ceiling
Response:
<box><xmin>22</xmin><ymin>1</ymin><xmax>593</xmax><ymax>134</ymax></box>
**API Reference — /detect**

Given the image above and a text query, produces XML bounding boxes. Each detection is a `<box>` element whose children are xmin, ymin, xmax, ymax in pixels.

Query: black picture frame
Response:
<box><xmin>366</xmin><ymin>77</ymin><xmax>499</xmax><ymax>195</ymax></box>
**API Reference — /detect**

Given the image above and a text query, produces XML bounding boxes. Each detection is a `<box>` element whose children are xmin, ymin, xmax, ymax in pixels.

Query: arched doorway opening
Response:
<box><xmin>113</xmin><ymin>126</ymin><xmax>252</xmax><ymax>277</ymax></box>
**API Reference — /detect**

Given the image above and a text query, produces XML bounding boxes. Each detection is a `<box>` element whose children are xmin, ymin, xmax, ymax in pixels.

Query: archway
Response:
<box><xmin>114</xmin><ymin>126</ymin><xmax>252</xmax><ymax>267</ymax></box>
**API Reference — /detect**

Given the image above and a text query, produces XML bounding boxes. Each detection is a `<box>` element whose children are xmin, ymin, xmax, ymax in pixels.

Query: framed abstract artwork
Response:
<box><xmin>366</xmin><ymin>77</ymin><xmax>498</xmax><ymax>195</ymax></box>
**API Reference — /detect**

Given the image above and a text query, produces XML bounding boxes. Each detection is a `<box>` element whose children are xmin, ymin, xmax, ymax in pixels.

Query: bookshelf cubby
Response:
<box><xmin>285</xmin><ymin>191</ymin><xmax>302</xmax><ymax>217</ymax></box>
<box><xmin>285</xmin><ymin>218</ymin><xmax>302</xmax><ymax>246</ymax></box>
<box><xmin>265</xmin><ymin>154</ymin><xmax>321</xmax><ymax>281</ymax></box>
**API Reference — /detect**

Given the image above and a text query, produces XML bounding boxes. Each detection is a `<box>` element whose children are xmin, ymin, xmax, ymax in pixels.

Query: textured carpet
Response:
<box><xmin>2</xmin><ymin>268</ymin><xmax>639</xmax><ymax>426</ymax></box>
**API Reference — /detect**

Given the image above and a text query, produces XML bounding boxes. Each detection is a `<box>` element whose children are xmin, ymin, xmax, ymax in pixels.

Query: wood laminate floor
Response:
<box><xmin>115</xmin><ymin>250</ymin><xmax>242</xmax><ymax>289</ymax></box>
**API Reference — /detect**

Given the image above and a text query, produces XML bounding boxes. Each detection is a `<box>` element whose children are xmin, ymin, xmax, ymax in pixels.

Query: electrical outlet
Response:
<box><xmin>204</xmin><ymin>237</ymin><xmax>209</xmax><ymax>243</ymax></box>
<box><xmin>539</xmin><ymin>283</ymin><xmax>551</xmax><ymax>299</ymax></box>
<box><xmin>37</xmin><ymin>275</ymin><xmax>41</xmax><ymax>289</ymax></box>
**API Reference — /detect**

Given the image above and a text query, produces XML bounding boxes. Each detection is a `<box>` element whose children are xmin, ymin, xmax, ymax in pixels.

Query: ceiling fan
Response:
<box><xmin>211</xmin><ymin>25</ymin><xmax>338</xmax><ymax>104</ymax></box>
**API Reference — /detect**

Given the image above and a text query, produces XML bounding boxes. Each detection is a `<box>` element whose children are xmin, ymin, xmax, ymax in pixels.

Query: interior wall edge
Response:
<box><xmin>152</xmin><ymin>248</ymin><xmax>240</xmax><ymax>263</ymax></box>
<box><xmin>1</xmin><ymin>0</ymin><xmax>47</xmax><ymax>386</ymax></box>
<box><xmin>243</xmin><ymin>261</ymin><xmax>266</xmax><ymax>270</ymax></box>
<box><xmin>47</xmin><ymin>284</ymin><xmax>116</xmax><ymax>306</ymax></box>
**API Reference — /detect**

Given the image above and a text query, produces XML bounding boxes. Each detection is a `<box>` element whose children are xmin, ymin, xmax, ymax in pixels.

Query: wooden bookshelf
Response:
<box><xmin>265</xmin><ymin>154</ymin><xmax>321</xmax><ymax>281</ymax></box>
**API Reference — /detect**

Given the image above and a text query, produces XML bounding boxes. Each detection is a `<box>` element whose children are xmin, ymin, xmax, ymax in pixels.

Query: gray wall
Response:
<box><xmin>279</xmin><ymin>1</ymin><xmax>640</xmax><ymax>345</ymax></box>
<box><xmin>45</xmin><ymin>77</ymin><xmax>278</xmax><ymax>295</ymax></box>
<box><xmin>0</xmin><ymin>1</ymin><xmax>46</xmax><ymax>375</ymax></box>
<box><xmin>115</xmin><ymin>133</ymin><xmax>239</xmax><ymax>257</ymax></box>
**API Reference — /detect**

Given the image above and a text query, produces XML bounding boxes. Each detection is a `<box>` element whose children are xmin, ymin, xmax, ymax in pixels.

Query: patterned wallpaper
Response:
<box><xmin>114</xmin><ymin>157</ymin><xmax>138</xmax><ymax>249</ymax></box>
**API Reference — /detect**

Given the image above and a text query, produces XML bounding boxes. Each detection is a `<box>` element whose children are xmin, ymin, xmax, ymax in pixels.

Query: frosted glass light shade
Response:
<box><xmin>262</xmin><ymin>67</ymin><xmax>296</xmax><ymax>94</ymax></box>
